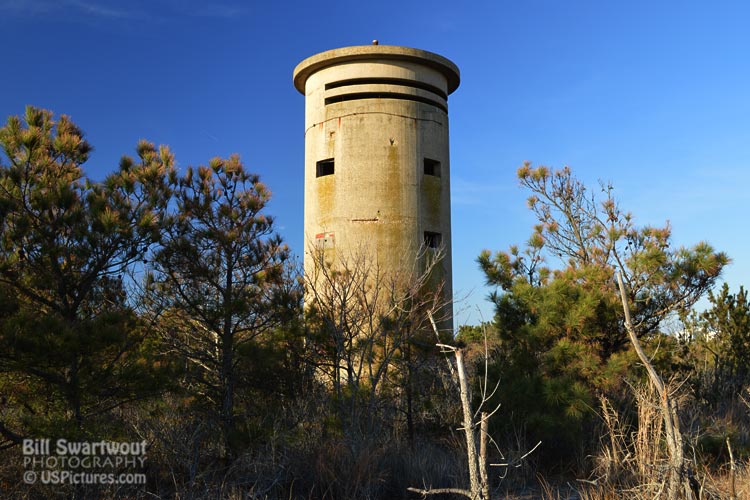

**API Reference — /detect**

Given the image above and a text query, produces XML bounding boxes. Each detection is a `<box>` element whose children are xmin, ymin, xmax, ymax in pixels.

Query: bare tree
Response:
<box><xmin>409</xmin><ymin>319</ymin><xmax>540</xmax><ymax>500</ymax></box>
<box><xmin>303</xmin><ymin>244</ymin><xmax>451</xmax><ymax>439</ymax></box>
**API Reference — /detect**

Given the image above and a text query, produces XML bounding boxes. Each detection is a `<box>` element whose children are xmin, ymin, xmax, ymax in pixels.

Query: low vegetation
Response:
<box><xmin>0</xmin><ymin>107</ymin><xmax>747</xmax><ymax>499</ymax></box>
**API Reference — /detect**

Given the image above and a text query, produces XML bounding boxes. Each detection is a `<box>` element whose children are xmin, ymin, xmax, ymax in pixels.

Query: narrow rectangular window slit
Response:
<box><xmin>316</xmin><ymin>158</ymin><xmax>334</xmax><ymax>177</ymax></box>
<box><xmin>424</xmin><ymin>231</ymin><xmax>442</xmax><ymax>249</ymax></box>
<box><xmin>424</xmin><ymin>158</ymin><xmax>441</xmax><ymax>177</ymax></box>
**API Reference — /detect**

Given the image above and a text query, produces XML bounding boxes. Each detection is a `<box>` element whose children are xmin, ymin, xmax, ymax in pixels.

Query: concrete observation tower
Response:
<box><xmin>293</xmin><ymin>43</ymin><xmax>460</xmax><ymax>324</ymax></box>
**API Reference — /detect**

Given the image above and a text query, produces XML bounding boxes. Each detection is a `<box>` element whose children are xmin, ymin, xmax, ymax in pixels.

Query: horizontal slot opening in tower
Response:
<box><xmin>325</xmin><ymin>92</ymin><xmax>447</xmax><ymax>114</ymax></box>
<box><xmin>325</xmin><ymin>77</ymin><xmax>448</xmax><ymax>100</ymax></box>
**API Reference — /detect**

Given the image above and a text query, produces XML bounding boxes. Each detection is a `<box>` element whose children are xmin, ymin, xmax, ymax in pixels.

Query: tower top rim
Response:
<box><xmin>293</xmin><ymin>45</ymin><xmax>460</xmax><ymax>95</ymax></box>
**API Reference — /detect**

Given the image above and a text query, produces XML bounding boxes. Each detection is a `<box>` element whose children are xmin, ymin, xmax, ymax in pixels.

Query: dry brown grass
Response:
<box><xmin>591</xmin><ymin>384</ymin><xmax>674</xmax><ymax>496</ymax></box>
<box><xmin>573</xmin><ymin>381</ymin><xmax>750</xmax><ymax>500</ymax></box>
<box><xmin>562</xmin><ymin>464</ymin><xmax>749</xmax><ymax>500</ymax></box>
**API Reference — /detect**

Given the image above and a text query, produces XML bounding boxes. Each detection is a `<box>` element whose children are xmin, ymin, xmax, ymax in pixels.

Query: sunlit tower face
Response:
<box><xmin>294</xmin><ymin>44</ymin><xmax>460</xmax><ymax>328</ymax></box>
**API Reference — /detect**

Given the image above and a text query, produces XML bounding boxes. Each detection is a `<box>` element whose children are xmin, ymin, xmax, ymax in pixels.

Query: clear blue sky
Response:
<box><xmin>1</xmin><ymin>0</ymin><xmax>748</xmax><ymax>326</ymax></box>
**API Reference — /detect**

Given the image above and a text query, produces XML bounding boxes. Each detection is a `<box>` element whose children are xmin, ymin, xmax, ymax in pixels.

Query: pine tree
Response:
<box><xmin>0</xmin><ymin>106</ymin><xmax>175</xmax><ymax>439</ymax></box>
<box><xmin>146</xmin><ymin>155</ymin><xmax>295</xmax><ymax>458</ymax></box>
<box><xmin>476</xmin><ymin>164</ymin><xmax>728</xmax><ymax>460</ymax></box>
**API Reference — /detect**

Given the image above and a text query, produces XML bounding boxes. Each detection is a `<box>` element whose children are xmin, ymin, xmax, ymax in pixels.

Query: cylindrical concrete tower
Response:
<box><xmin>294</xmin><ymin>44</ymin><xmax>459</xmax><ymax>324</ymax></box>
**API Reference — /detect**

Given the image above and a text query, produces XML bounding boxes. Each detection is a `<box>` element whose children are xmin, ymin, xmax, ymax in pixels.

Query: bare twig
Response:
<box><xmin>479</xmin><ymin>412</ymin><xmax>489</xmax><ymax>499</ymax></box>
<box><xmin>406</xmin><ymin>486</ymin><xmax>476</xmax><ymax>499</ymax></box>
<box><xmin>727</xmin><ymin>437</ymin><xmax>736</xmax><ymax>500</ymax></box>
<box><xmin>430</xmin><ymin>311</ymin><xmax>457</xmax><ymax>382</ymax></box>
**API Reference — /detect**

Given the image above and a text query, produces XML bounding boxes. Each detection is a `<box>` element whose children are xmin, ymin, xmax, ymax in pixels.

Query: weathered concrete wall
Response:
<box><xmin>294</xmin><ymin>44</ymin><xmax>460</xmax><ymax>329</ymax></box>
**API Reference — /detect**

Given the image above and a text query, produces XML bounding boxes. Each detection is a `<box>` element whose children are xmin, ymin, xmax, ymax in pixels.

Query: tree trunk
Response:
<box><xmin>220</xmin><ymin>332</ymin><xmax>234</xmax><ymax>459</ymax></box>
<box><xmin>455</xmin><ymin>349</ymin><xmax>482</xmax><ymax>499</ymax></box>
<box><xmin>221</xmin><ymin>252</ymin><xmax>235</xmax><ymax>460</ymax></box>
<box><xmin>406</xmin><ymin>344</ymin><xmax>415</xmax><ymax>448</ymax></box>
<box><xmin>65</xmin><ymin>360</ymin><xmax>83</xmax><ymax>430</ymax></box>
<box><xmin>616</xmin><ymin>272</ymin><xmax>687</xmax><ymax>500</ymax></box>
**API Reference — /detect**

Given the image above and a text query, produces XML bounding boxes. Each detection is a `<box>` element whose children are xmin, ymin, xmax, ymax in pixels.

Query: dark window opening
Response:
<box><xmin>316</xmin><ymin>158</ymin><xmax>334</xmax><ymax>177</ymax></box>
<box><xmin>424</xmin><ymin>231</ymin><xmax>442</xmax><ymax>249</ymax></box>
<box><xmin>424</xmin><ymin>158</ymin><xmax>441</xmax><ymax>177</ymax></box>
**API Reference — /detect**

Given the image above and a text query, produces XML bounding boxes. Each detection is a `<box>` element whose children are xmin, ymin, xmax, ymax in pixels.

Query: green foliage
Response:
<box><xmin>479</xmin><ymin>164</ymin><xmax>729</xmax><ymax>340</ymax></box>
<box><xmin>680</xmin><ymin>283</ymin><xmax>750</xmax><ymax>409</ymax></box>
<box><xmin>146</xmin><ymin>154</ymin><xmax>300</xmax><ymax>457</ymax></box>
<box><xmin>701</xmin><ymin>283</ymin><xmax>750</xmax><ymax>377</ymax></box>
<box><xmin>4</xmin><ymin>107</ymin><xmax>740</xmax><ymax>498</ymax></box>
<box><xmin>0</xmin><ymin>107</ymin><xmax>174</xmax><ymax>439</ymax></box>
<box><xmin>476</xmin><ymin>164</ymin><xmax>728</xmax><ymax>463</ymax></box>
<box><xmin>456</xmin><ymin>323</ymin><xmax>495</xmax><ymax>344</ymax></box>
